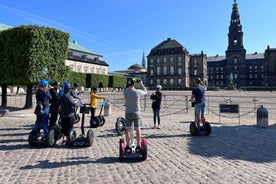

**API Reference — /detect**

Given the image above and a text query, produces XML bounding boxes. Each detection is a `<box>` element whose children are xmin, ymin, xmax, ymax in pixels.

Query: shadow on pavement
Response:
<box><xmin>187</xmin><ymin>123</ymin><xmax>276</xmax><ymax>163</ymax></box>
<box><xmin>19</xmin><ymin>156</ymin><xmax>119</xmax><ymax>170</ymax></box>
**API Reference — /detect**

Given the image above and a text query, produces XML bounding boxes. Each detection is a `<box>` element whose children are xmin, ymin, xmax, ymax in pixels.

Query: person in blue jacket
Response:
<box><xmin>35</xmin><ymin>79</ymin><xmax>52</xmax><ymax>138</ymax></box>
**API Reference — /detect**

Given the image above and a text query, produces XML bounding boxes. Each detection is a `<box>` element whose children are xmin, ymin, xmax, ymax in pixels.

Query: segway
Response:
<box><xmin>28</xmin><ymin>119</ymin><xmax>61</xmax><ymax>148</ymax></box>
<box><xmin>119</xmin><ymin>120</ymin><xmax>147</xmax><ymax>161</ymax></box>
<box><xmin>115</xmin><ymin>116</ymin><xmax>126</xmax><ymax>136</ymax></box>
<box><xmin>90</xmin><ymin>99</ymin><xmax>106</xmax><ymax>128</ymax></box>
<box><xmin>189</xmin><ymin>101</ymin><xmax>211</xmax><ymax>136</ymax></box>
<box><xmin>67</xmin><ymin>103</ymin><xmax>94</xmax><ymax>147</ymax></box>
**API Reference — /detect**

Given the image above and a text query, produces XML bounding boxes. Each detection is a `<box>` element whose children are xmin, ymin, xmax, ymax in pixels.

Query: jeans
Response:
<box><xmin>153</xmin><ymin>108</ymin><xmax>160</xmax><ymax>125</ymax></box>
<box><xmin>35</xmin><ymin>106</ymin><xmax>50</xmax><ymax>135</ymax></box>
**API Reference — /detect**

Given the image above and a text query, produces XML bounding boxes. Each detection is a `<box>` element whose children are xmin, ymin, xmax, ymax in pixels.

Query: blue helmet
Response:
<box><xmin>39</xmin><ymin>79</ymin><xmax>48</xmax><ymax>86</ymax></box>
<box><xmin>63</xmin><ymin>81</ymin><xmax>70</xmax><ymax>87</ymax></box>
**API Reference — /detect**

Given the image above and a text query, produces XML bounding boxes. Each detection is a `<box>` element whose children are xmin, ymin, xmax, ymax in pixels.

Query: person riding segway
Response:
<box><xmin>28</xmin><ymin>79</ymin><xmax>57</xmax><ymax>147</ymax></box>
<box><xmin>59</xmin><ymin>84</ymin><xmax>82</xmax><ymax>144</ymax></box>
<box><xmin>119</xmin><ymin>78</ymin><xmax>148</xmax><ymax>161</ymax></box>
<box><xmin>189</xmin><ymin>78</ymin><xmax>211</xmax><ymax>136</ymax></box>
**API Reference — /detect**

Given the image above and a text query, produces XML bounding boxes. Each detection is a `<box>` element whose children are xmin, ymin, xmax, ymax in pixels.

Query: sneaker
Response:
<box><xmin>125</xmin><ymin>145</ymin><xmax>131</xmax><ymax>154</ymax></box>
<box><xmin>135</xmin><ymin>146</ymin><xmax>141</xmax><ymax>153</ymax></box>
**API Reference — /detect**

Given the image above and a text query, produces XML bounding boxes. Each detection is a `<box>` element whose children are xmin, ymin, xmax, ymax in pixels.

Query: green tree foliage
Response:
<box><xmin>0</xmin><ymin>25</ymin><xmax>69</xmax><ymax>108</ymax></box>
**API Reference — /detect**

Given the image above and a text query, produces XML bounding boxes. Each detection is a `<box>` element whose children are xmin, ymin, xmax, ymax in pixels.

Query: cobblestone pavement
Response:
<box><xmin>0</xmin><ymin>105</ymin><xmax>275</xmax><ymax>184</ymax></box>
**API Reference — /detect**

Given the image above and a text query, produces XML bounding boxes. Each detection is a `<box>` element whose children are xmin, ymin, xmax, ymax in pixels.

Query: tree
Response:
<box><xmin>0</xmin><ymin>25</ymin><xmax>69</xmax><ymax>108</ymax></box>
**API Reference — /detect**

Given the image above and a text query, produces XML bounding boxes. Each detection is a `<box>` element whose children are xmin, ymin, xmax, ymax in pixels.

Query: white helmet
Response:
<box><xmin>156</xmin><ymin>85</ymin><xmax>162</xmax><ymax>89</ymax></box>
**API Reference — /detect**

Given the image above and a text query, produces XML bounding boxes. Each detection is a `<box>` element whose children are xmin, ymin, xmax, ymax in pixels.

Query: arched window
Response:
<box><xmin>178</xmin><ymin>68</ymin><xmax>182</xmax><ymax>75</ymax></box>
<box><xmin>170</xmin><ymin>79</ymin><xmax>174</xmax><ymax>85</ymax></box>
<box><xmin>170</xmin><ymin>66</ymin><xmax>174</xmax><ymax>75</ymax></box>
<box><xmin>157</xmin><ymin>67</ymin><xmax>161</xmax><ymax>75</ymax></box>
<box><xmin>163</xmin><ymin>66</ymin><xmax>167</xmax><ymax>75</ymax></box>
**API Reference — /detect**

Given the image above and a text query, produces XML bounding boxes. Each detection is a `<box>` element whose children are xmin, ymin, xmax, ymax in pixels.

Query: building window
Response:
<box><xmin>150</xmin><ymin>59</ymin><xmax>153</xmax><ymax>64</ymax></box>
<box><xmin>150</xmin><ymin>79</ymin><xmax>153</xmax><ymax>85</ymax></box>
<box><xmin>233</xmin><ymin>39</ymin><xmax>238</xmax><ymax>45</ymax></box>
<box><xmin>84</xmin><ymin>67</ymin><xmax>88</xmax><ymax>73</ymax></box>
<box><xmin>77</xmin><ymin>66</ymin><xmax>81</xmax><ymax>72</ymax></box>
<box><xmin>170</xmin><ymin>57</ymin><xmax>174</xmax><ymax>62</ymax></box>
<box><xmin>178</xmin><ymin>57</ymin><xmax>182</xmax><ymax>62</ymax></box>
<box><xmin>194</xmin><ymin>69</ymin><xmax>197</xmax><ymax>76</ymax></box>
<box><xmin>163</xmin><ymin>79</ymin><xmax>167</xmax><ymax>85</ymax></box>
<box><xmin>157</xmin><ymin>67</ymin><xmax>161</xmax><ymax>75</ymax></box>
<box><xmin>234</xmin><ymin>58</ymin><xmax>238</xmax><ymax>64</ymax></box>
<box><xmin>170</xmin><ymin>66</ymin><xmax>174</xmax><ymax>75</ymax></box>
<box><xmin>163</xmin><ymin>58</ymin><xmax>167</xmax><ymax>63</ymax></box>
<box><xmin>178</xmin><ymin>68</ymin><xmax>182</xmax><ymax>75</ymax></box>
<box><xmin>157</xmin><ymin>58</ymin><xmax>160</xmax><ymax>63</ymax></box>
<box><xmin>157</xmin><ymin>79</ymin><xmax>160</xmax><ymax>85</ymax></box>
<box><xmin>178</xmin><ymin>79</ymin><xmax>182</xmax><ymax>84</ymax></box>
<box><xmin>150</xmin><ymin>69</ymin><xmax>154</xmax><ymax>76</ymax></box>
<box><xmin>170</xmin><ymin>79</ymin><xmax>174</xmax><ymax>85</ymax></box>
<box><xmin>163</xmin><ymin>66</ymin><xmax>167</xmax><ymax>75</ymax></box>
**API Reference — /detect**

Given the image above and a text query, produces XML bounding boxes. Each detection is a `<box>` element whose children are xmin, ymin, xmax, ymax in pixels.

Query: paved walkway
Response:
<box><xmin>0</xmin><ymin>106</ymin><xmax>275</xmax><ymax>184</ymax></box>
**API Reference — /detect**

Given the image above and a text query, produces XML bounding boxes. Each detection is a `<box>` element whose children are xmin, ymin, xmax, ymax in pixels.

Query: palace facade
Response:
<box><xmin>147</xmin><ymin>1</ymin><xmax>276</xmax><ymax>89</ymax></box>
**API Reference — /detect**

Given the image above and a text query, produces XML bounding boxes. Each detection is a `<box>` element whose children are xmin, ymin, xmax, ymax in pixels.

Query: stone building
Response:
<box><xmin>207</xmin><ymin>1</ymin><xmax>276</xmax><ymax>88</ymax></box>
<box><xmin>147</xmin><ymin>38</ymin><xmax>195</xmax><ymax>89</ymax></box>
<box><xmin>147</xmin><ymin>1</ymin><xmax>276</xmax><ymax>89</ymax></box>
<box><xmin>67</xmin><ymin>40</ymin><xmax>108</xmax><ymax>75</ymax></box>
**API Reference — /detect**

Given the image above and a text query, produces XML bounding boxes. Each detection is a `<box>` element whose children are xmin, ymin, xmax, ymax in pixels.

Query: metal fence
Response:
<box><xmin>1</xmin><ymin>90</ymin><xmax>276</xmax><ymax>121</ymax></box>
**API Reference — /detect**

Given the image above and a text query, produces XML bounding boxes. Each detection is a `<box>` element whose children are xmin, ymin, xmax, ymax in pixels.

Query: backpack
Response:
<box><xmin>34</xmin><ymin>102</ymin><xmax>44</xmax><ymax>116</ymax></box>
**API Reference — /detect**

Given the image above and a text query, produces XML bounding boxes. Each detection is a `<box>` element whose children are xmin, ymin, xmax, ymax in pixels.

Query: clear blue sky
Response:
<box><xmin>0</xmin><ymin>0</ymin><xmax>275</xmax><ymax>71</ymax></box>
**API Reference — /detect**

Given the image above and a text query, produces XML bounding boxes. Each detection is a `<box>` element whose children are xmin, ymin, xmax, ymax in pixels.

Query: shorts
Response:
<box><xmin>194</xmin><ymin>102</ymin><xmax>206</xmax><ymax>115</ymax></box>
<box><xmin>60</xmin><ymin>116</ymin><xmax>74</xmax><ymax>136</ymax></box>
<box><xmin>125</xmin><ymin>112</ymin><xmax>141</xmax><ymax>128</ymax></box>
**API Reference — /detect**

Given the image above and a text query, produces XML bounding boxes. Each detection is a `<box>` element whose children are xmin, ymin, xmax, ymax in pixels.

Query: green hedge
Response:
<box><xmin>86</xmin><ymin>73</ymin><xmax>109</xmax><ymax>89</ymax></box>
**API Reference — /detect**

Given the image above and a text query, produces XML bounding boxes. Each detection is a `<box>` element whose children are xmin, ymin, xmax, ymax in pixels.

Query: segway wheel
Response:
<box><xmin>141</xmin><ymin>138</ymin><xmax>147</xmax><ymax>161</ymax></box>
<box><xmin>28</xmin><ymin>129</ymin><xmax>37</xmax><ymax>147</ymax></box>
<box><xmin>99</xmin><ymin>116</ymin><xmax>105</xmax><ymax>126</ymax></box>
<box><xmin>86</xmin><ymin>129</ymin><xmax>94</xmax><ymax>147</ymax></box>
<box><xmin>116</xmin><ymin>117</ymin><xmax>126</xmax><ymax>136</ymax></box>
<box><xmin>68</xmin><ymin>128</ymin><xmax>77</xmax><ymax>146</ymax></box>
<box><xmin>190</xmin><ymin>122</ymin><xmax>198</xmax><ymax>136</ymax></box>
<box><xmin>46</xmin><ymin>129</ymin><xmax>57</xmax><ymax>147</ymax></box>
<box><xmin>119</xmin><ymin>139</ymin><xmax>125</xmax><ymax>161</ymax></box>
<box><xmin>90</xmin><ymin>116</ymin><xmax>100</xmax><ymax>128</ymax></box>
<box><xmin>204</xmin><ymin>122</ymin><xmax>212</xmax><ymax>136</ymax></box>
<box><xmin>74</xmin><ymin>113</ymin><xmax>80</xmax><ymax>124</ymax></box>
